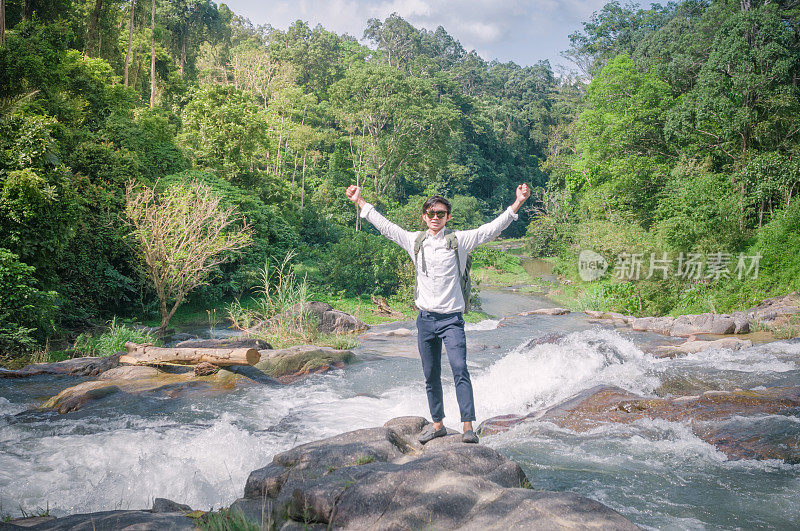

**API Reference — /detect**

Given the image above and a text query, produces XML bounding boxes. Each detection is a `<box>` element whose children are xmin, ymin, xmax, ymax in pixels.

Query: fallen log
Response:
<box><xmin>121</xmin><ymin>342</ymin><xmax>260</xmax><ymax>366</ymax></box>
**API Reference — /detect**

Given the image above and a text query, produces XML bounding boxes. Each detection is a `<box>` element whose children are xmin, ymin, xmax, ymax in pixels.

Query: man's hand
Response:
<box><xmin>346</xmin><ymin>185</ymin><xmax>366</xmax><ymax>208</ymax></box>
<box><xmin>511</xmin><ymin>183</ymin><xmax>530</xmax><ymax>213</ymax></box>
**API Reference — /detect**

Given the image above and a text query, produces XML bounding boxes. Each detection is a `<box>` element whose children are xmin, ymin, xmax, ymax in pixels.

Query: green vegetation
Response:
<box><xmin>2</xmin><ymin>0</ymin><xmax>800</xmax><ymax>363</ymax></box>
<box><xmin>73</xmin><ymin>318</ymin><xmax>160</xmax><ymax>357</ymax></box>
<box><xmin>533</xmin><ymin>1</ymin><xmax>800</xmax><ymax>317</ymax></box>
<box><xmin>195</xmin><ymin>507</ymin><xmax>261</xmax><ymax>531</ymax></box>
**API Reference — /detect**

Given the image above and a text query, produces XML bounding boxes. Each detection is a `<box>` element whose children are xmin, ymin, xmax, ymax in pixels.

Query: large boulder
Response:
<box><xmin>39</xmin><ymin>365</ymin><xmax>268</xmax><ymax>414</ymax></box>
<box><xmin>236</xmin><ymin>416</ymin><xmax>638</xmax><ymax>530</ymax></box>
<box><xmin>0</xmin><ymin>355</ymin><xmax>120</xmax><ymax>379</ymax></box>
<box><xmin>277</xmin><ymin>302</ymin><xmax>369</xmax><ymax>334</ymax></box>
<box><xmin>254</xmin><ymin>345</ymin><xmax>355</xmax><ymax>383</ymax></box>
<box><xmin>479</xmin><ymin>385</ymin><xmax>800</xmax><ymax>463</ymax></box>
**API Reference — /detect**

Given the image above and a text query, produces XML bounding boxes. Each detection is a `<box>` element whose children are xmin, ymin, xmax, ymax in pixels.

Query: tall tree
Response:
<box><xmin>1</xmin><ymin>0</ymin><xmax>6</xmax><ymax>46</ymax></box>
<box><xmin>123</xmin><ymin>0</ymin><xmax>134</xmax><ymax>85</ymax></box>
<box><xmin>85</xmin><ymin>0</ymin><xmax>103</xmax><ymax>56</ymax></box>
<box><xmin>149</xmin><ymin>0</ymin><xmax>155</xmax><ymax>107</ymax></box>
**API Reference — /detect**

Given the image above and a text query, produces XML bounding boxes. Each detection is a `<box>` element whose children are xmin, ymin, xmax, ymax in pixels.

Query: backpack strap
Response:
<box><xmin>444</xmin><ymin>230</ymin><xmax>463</xmax><ymax>279</ymax></box>
<box><xmin>413</xmin><ymin>231</ymin><xmax>428</xmax><ymax>274</ymax></box>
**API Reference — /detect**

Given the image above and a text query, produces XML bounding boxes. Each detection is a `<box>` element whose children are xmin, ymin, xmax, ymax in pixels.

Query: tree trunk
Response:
<box><xmin>300</xmin><ymin>149</ymin><xmax>308</xmax><ymax>210</ymax></box>
<box><xmin>179</xmin><ymin>27</ymin><xmax>186</xmax><ymax>77</ymax></box>
<box><xmin>124</xmin><ymin>0</ymin><xmax>135</xmax><ymax>86</ymax></box>
<box><xmin>86</xmin><ymin>0</ymin><xmax>103</xmax><ymax>57</ymax></box>
<box><xmin>22</xmin><ymin>0</ymin><xmax>31</xmax><ymax>21</ymax></box>
<box><xmin>149</xmin><ymin>0</ymin><xmax>156</xmax><ymax>108</ymax></box>
<box><xmin>1</xmin><ymin>0</ymin><xmax>6</xmax><ymax>46</ymax></box>
<box><xmin>122</xmin><ymin>342</ymin><xmax>260</xmax><ymax>366</ymax></box>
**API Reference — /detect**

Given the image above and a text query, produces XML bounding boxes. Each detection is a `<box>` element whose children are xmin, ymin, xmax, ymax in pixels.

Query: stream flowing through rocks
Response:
<box><xmin>1</xmin><ymin>289</ymin><xmax>799</xmax><ymax>529</ymax></box>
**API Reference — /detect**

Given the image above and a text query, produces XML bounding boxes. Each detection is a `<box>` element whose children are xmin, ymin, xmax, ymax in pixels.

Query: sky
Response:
<box><xmin>221</xmin><ymin>0</ymin><xmax>616</xmax><ymax>72</ymax></box>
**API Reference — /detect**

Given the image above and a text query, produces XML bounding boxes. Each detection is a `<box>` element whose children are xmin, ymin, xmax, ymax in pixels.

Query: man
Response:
<box><xmin>346</xmin><ymin>184</ymin><xmax>530</xmax><ymax>444</ymax></box>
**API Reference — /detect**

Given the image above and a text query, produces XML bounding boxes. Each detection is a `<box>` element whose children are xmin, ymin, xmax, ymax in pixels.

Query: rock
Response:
<box><xmin>480</xmin><ymin>385</ymin><xmax>800</xmax><ymax>462</ymax></box>
<box><xmin>746</xmin><ymin>292</ymin><xmax>800</xmax><ymax>325</ymax></box>
<box><xmin>152</xmin><ymin>498</ymin><xmax>192</xmax><ymax>513</ymax></box>
<box><xmin>253</xmin><ymin>345</ymin><xmax>355</xmax><ymax>383</ymax></box>
<box><xmin>6</xmin><ymin>510</ymin><xmax>195</xmax><ymax>530</ymax></box>
<box><xmin>359</xmin><ymin>327</ymin><xmax>414</xmax><ymax>339</ymax></box>
<box><xmin>40</xmin><ymin>365</ymin><xmax>259</xmax><ymax>413</ymax></box>
<box><xmin>175</xmin><ymin>338</ymin><xmax>272</xmax><ymax>350</ymax></box>
<box><xmin>0</xmin><ymin>355</ymin><xmax>120</xmax><ymax>379</ymax></box>
<box><xmin>670</xmin><ymin>313</ymin><xmax>737</xmax><ymax>336</ymax></box>
<box><xmin>169</xmin><ymin>333</ymin><xmax>197</xmax><ymax>342</ymax></box>
<box><xmin>241</xmin><ymin>416</ymin><xmax>637</xmax><ymax>530</ymax></box>
<box><xmin>518</xmin><ymin>307</ymin><xmax>570</xmax><ymax>316</ymax></box>
<box><xmin>274</xmin><ymin>302</ymin><xmax>368</xmax><ymax>334</ymax></box>
<box><xmin>654</xmin><ymin>337</ymin><xmax>753</xmax><ymax>357</ymax></box>
<box><xmin>193</xmin><ymin>361</ymin><xmax>219</xmax><ymax>376</ymax></box>
<box><xmin>97</xmin><ymin>365</ymin><xmax>162</xmax><ymax>380</ymax></box>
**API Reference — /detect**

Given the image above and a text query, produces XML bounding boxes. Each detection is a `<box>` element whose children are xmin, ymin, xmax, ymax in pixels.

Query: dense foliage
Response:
<box><xmin>1</xmin><ymin>0</ymin><xmax>799</xmax><ymax>358</ymax></box>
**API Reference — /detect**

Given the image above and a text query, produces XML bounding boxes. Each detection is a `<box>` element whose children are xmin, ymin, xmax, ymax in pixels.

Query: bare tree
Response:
<box><xmin>125</xmin><ymin>180</ymin><xmax>253</xmax><ymax>332</ymax></box>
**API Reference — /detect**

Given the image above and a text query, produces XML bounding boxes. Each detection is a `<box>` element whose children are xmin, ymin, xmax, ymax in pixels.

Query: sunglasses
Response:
<box><xmin>425</xmin><ymin>210</ymin><xmax>449</xmax><ymax>219</ymax></box>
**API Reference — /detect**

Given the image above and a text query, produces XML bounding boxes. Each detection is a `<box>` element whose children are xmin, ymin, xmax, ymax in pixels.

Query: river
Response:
<box><xmin>1</xmin><ymin>288</ymin><xmax>798</xmax><ymax>529</ymax></box>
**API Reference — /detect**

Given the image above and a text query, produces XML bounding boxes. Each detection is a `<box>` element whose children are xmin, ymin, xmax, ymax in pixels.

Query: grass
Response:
<box><xmin>354</xmin><ymin>455</ymin><xmax>375</xmax><ymax>465</ymax></box>
<box><xmin>73</xmin><ymin>317</ymin><xmax>160</xmax><ymax>357</ymax></box>
<box><xmin>195</xmin><ymin>507</ymin><xmax>261</xmax><ymax>531</ymax></box>
<box><xmin>312</xmin><ymin>293</ymin><xmax>417</xmax><ymax>324</ymax></box>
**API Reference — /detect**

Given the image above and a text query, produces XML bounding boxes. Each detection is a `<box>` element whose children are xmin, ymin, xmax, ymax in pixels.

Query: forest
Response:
<box><xmin>1</xmin><ymin>0</ymin><xmax>799</xmax><ymax>363</ymax></box>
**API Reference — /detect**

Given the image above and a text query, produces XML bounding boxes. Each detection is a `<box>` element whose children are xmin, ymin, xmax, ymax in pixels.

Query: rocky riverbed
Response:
<box><xmin>1</xmin><ymin>289</ymin><xmax>799</xmax><ymax>528</ymax></box>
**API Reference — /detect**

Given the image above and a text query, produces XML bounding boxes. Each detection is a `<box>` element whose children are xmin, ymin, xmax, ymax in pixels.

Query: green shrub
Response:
<box><xmin>322</xmin><ymin>229</ymin><xmax>407</xmax><ymax>297</ymax></box>
<box><xmin>751</xmin><ymin>198</ymin><xmax>800</xmax><ymax>293</ymax></box>
<box><xmin>0</xmin><ymin>248</ymin><xmax>56</xmax><ymax>355</ymax></box>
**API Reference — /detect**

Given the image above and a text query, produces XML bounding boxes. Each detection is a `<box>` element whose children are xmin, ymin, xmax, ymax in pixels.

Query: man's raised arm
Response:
<box><xmin>456</xmin><ymin>183</ymin><xmax>531</xmax><ymax>253</ymax></box>
<box><xmin>346</xmin><ymin>185</ymin><xmax>415</xmax><ymax>255</ymax></box>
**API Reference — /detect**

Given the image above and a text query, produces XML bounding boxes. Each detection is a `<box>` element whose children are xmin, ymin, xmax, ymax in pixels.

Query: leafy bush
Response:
<box><xmin>751</xmin><ymin>198</ymin><xmax>800</xmax><ymax>293</ymax></box>
<box><xmin>322</xmin><ymin>229</ymin><xmax>408</xmax><ymax>297</ymax></box>
<box><xmin>0</xmin><ymin>248</ymin><xmax>56</xmax><ymax>355</ymax></box>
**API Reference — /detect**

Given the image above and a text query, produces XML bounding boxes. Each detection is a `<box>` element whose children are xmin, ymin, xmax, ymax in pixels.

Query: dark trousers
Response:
<box><xmin>416</xmin><ymin>310</ymin><xmax>475</xmax><ymax>423</ymax></box>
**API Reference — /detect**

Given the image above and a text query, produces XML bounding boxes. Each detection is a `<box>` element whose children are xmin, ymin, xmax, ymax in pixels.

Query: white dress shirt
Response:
<box><xmin>360</xmin><ymin>203</ymin><xmax>519</xmax><ymax>313</ymax></box>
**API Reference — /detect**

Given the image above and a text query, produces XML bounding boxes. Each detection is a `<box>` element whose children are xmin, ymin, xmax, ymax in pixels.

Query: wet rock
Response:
<box><xmin>193</xmin><ymin>361</ymin><xmax>219</xmax><ymax>376</ymax></box>
<box><xmin>7</xmin><ymin>510</ymin><xmax>195</xmax><ymax>530</ymax></box>
<box><xmin>152</xmin><ymin>498</ymin><xmax>192</xmax><ymax>513</ymax></box>
<box><xmin>359</xmin><ymin>327</ymin><xmax>413</xmax><ymax>339</ymax></box>
<box><xmin>40</xmin><ymin>366</ymin><xmax>256</xmax><ymax>413</ymax></box>
<box><xmin>519</xmin><ymin>307</ymin><xmax>570</xmax><ymax>316</ymax></box>
<box><xmin>240</xmin><ymin>416</ymin><xmax>637</xmax><ymax>530</ymax></box>
<box><xmin>654</xmin><ymin>337</ymin><xmax>753</xmax><ymax>357</ymax></box>
<box><xmin>175</xmin><ymin>337</ymin><xmax>272</xmax><ymax>350</ymax></box>
<box><xmin>480</xmin><ymin>385</ymin><xmax>800</xmax><ymax>462</ymax></box>
<box><xmin>670</xmin><ymin>313</ymin><xmax>737</xmax><ymax>336</ymax></box>
<box><xmin>254</xmin><ymin>345</ymin><xmax>355</xmax><ymax>383</ymax></box>
<box><xmin>0</xmin><ymin>355</ymin><xmax>120</xmax><ymax>379</ymax></box>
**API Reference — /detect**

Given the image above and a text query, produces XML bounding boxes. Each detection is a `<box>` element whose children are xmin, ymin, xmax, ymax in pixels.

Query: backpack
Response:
<box><xmin>413</xmin><ymin>229</ymin><xmax>473</xmax><ymax>313</ymax></box>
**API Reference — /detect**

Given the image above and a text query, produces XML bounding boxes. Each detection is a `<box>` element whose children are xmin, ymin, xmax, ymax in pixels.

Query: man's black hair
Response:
<box><xmin>422</xmin><ymin>195</ymin><xmax>451</xmax><ymax>214</ymax></box>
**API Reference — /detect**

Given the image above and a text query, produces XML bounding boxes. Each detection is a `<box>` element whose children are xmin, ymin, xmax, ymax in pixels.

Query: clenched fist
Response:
<box><xmin>516</xmin><ymin>183</ymin><xmax>531</xmax><ymax>203</ymax></box>
<box><xmin>346</xmin><ymin>185</ymin><xmax>365</xmax><ymax>208</ymax></box>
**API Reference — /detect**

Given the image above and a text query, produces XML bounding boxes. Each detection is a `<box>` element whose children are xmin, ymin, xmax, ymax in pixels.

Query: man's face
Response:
<box><xmin>422</xmin><ymin>202</ymin><xmax>452</xmax><ymax>233</ymax></box>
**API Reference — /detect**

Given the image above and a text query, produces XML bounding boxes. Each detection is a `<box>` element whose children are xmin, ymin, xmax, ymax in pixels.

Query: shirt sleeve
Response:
<box><xmin>455</xmin><ymin>206</ymin><xmax>519</xmax><ymax>253</ymax></box>
<box><xmin>360</xmin><ymin>203</ymin><xmax>416</xmax><ymax>255</ymax></box>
